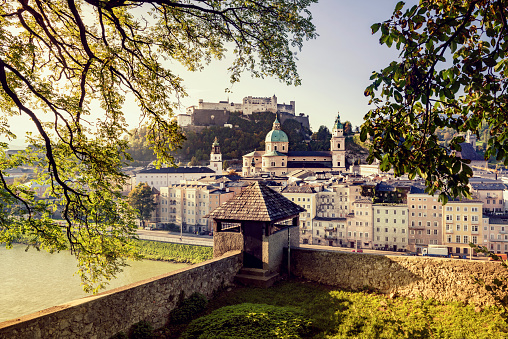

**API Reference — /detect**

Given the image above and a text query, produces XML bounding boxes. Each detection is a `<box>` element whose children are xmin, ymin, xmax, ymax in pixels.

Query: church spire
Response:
<box><xmin>273</xmin><ymin>114</ymin><xmax>281</xmax><ymax>130</ymax></box>
<box><xmin>333</xmin><ymin>111</ymin><xmax>344</xmax><ymax>130</ymax></box>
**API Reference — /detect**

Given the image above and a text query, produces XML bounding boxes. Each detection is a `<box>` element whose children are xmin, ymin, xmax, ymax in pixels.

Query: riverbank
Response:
<box><xmin>11</xmin><ymin>234</ymin><xmax>213</xmax><ymax>264</ymax></box>
<box><xmin>133</xmin><ymin>239</ymin><xmax>213</xmax><ymax>264</ymax></box>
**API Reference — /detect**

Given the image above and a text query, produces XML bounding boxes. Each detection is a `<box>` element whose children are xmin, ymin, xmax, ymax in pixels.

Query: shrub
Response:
<box><xmin>181</xmin><ymin>303</ymin><xmax>313</xmax><ymax>339</ymax></box>
<box><xmin>110</xmin><ymin>332</ymin><xmax>127</xmax><ymax>339</ymax></box>
<box><xmin>170</xmin><ymin>293</ymin><xmax>208</xmax><ymax>324</ymax></box>
<box><xmin>129</xmin><ymin>320</ymin><xmax>153</xmax><ymax>339</ymax></box>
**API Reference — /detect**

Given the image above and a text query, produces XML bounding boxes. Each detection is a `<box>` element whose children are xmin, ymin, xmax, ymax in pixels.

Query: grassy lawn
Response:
<box><xmin>133</xmin><ymin>239</ymin><xmax>213</xmax><ymax>264</ymax></box>
<box><xmin>155</xmin><ymin>280</ymin><xmax>508</xmax><ymax>339</ymax></box>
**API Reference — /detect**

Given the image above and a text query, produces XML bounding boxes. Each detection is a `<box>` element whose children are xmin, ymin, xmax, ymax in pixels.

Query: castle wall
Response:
<box><xmin>289</xmin><ymin>248</ymin><xmax>508</xmax><ymax>306</ymax></box>
<box><xmin>279</xmin><ymin>112</ymin><xmax>310</xmax><ymax>130</ymax></box>
<box><xmin>191</xmin><ymin>109</ymin><xmax>230</xmax><ymax>126</ymax></box>
<box><xmin>0</xmin><ymin>252</ymin><xmax>242</xmax><ymax>339</ymax></box>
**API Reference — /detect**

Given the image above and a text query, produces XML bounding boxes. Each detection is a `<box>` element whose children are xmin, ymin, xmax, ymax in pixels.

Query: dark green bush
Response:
<box><xmin>181</xmin><ymin>303</ymin><xmax>313</xmax><ymax>339</ymax></box>
<box><xmin>169</xmin><ymin>293</ymin><xmax>208</xmax><ymax>324</ymax></box>
<box><xmin>129</xmin><ymin>320</ymin><xmax>153</xmax><ymax>339</ymax></box>
<box><xmin>110</xmin><ymin>332</ymin><xmax>127</xmax><ymax>339</ymax></box>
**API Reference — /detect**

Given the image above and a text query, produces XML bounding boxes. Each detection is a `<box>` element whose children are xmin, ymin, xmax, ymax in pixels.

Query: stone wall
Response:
<box><xmin>213</xmin><ymin>232</ymin><xmax>243</xmax><ymax>258</ymax></box>
<box><xmin>192</xmin><ymin>109</ymin><xmax>230</xmax><ymax>126</ymax></box>
<box><xmin>290</xmin><ymin>248</ymin><xmax>508</xmax><ymax>306</ymax></box>
<box><xmin>0</xmin><ymin>251</ymin><xmax>242</xmax><ymax>339</ymax></box>
<box><xmin>263</xmin><ymin>226</ymin><xmax>299</xmax><ymax>273</ymax></box>
<box><xmin>279</xmin><ymin>112</ymin><xmax>310</xmax><ymax>130</ymax></box>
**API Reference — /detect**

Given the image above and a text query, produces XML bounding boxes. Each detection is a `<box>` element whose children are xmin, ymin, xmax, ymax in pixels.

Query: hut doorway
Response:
<box><xmin>243</xmin><ymin>221</ymin><xmax>263</xmax><ymax>268</ymax></box>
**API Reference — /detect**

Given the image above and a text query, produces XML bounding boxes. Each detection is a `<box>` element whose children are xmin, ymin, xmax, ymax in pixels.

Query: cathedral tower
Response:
<box><xmin>330</xmin><ymin>112</ymin><xmax>346</xmax><ymax>171</ymax></box>
<box><xmin>210</xmin><ymin>137</ymin><xmax>222</xmax><ymax>173</ymax></box>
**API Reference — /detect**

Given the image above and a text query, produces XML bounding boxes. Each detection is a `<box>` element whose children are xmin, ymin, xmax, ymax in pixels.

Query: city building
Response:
<box><xmin>372</xmin><ymin>203</ymin><xmax>408</xmax><ymax>251</ymax></box>
<box><xmin>136</xmin><ymin>139</ymin><xmax>221</xmax><ymax>190</ymax></box>
<box><xmin>280</xmin><ymin>185</ymin><xmax>317</xmax><ymax>244</ymax></box>
<box><xmin>348</xmin><ymin>198</ymin><xmax>374</xmax><ymax>249</ymax></box>
<box><xmin>158</xmin><ymin>183</ymin><xmax>235</xmax><ymax>233</ymax></box>
<box><xmin>242</xmin><ymin>113</ymin><xmax>347</xmax><ymax>176</ymax></box>
<box><xmin>469</xmin><ymin>178</ymin><xmax>505</xmax><ymax>213</ymax></box>
<box><xmin>407</xmin><ymin>190</ymin><xmax>443</xmax><ymax>253</ymax></box>
<box><xmin>442</xmin><ymin>200</ymin><xmax>483</xmax><ymax>255</ymax></box>
<box><xmin>486</xmin><ymin>215</ymin><xmax>508</xmax><ymax>254</ymax></box>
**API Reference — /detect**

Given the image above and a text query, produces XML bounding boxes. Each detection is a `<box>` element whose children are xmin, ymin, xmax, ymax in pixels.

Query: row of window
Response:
<box><xmin>375</xmin><ymin>209</ymin><xmax>406</xmax><ymax>215</ymax></box>
<box><xmin>377</xmin><ymin>218</ymin><xmax>406</xmax><ymax>224</ymax></box>
<box><xmin>445</xmin><ymin>224</ymin><xmax>479</xmax><ymax>232</ymax></box>
<box><xmin>410</xmin><ymin>229</ymin><xmax>439</xmax><ymax>235</ymax></box>
<box><xmin>410</xmin><ymin>205</ymin><xmax>441</xmax><ymax>210</ymax></box>
<box><xmin>445</xmin><ymin>215</ymin><xmax>479</xmax><ymax>221</ymax></box>
<box><xmin>376</xmin><ymin>227</ymin><xmax>407</xmax><ymax>234</ymax></box>
<box><xmin>445</xmin><ymin>206</ymin><xmax>479</xmax><ymax>212</ymax></box>
<box><xmin>446</xmin><ymin>235</ymin><xmax>478</xmax><ymax>244</ymax></box>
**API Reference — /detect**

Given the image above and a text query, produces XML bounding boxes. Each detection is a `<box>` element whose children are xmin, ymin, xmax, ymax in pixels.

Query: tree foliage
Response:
<box><xmin>362</xmin><ymin>0</ymin><xmax>508</xmax><ymax>203</ymax></box>
<box><xmin>127</xmin><ymin>183</ymin><xmax>156</xmax><ymax>227</ymax></box>
<box><xmin>0</xmin><ymin>0</ymin><xmax>316</xmax><ymax>290</ymax></box>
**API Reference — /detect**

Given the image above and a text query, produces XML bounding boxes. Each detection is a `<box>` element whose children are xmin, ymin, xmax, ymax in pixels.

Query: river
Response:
<box><xmin>0</xmin><ymin>245</ymin><xmax>189</xmax><ymax>323</ymax></box>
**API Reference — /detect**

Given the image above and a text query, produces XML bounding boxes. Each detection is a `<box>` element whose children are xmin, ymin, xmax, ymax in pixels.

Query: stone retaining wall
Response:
<box><xmin>290</xmin><ymin>248</ymin><xmax>508</xmax><ymax>306</ymax></box>
<box><xmin>0</xmin><ymin>251</ymin><xmax>242</xmax><ymax>339</ymax></box>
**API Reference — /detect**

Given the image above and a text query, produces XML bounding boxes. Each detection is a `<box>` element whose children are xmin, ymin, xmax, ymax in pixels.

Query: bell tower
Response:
<box><xmin>210</xmin><ymin>137</ymin><xmax>222</xmax><ymax>173</ymax></box>
<box><xmin>330</xmin><ymin>112</ymin><xmax>346</xmax><ymax>171</ymax></box>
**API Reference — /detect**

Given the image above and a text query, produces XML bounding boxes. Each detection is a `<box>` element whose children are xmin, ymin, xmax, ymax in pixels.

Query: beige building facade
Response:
<box><xmin>280</xmin><ymin>185</ymin><xmax>317</xmax><ymax>244</ymax></box>
<box><xmin>407</xmin><ymin>193</ymin><xmax>443</xmax><ymax>253</ymax></box>
<box><xmin>442</xmin><ymin>200</ymin><xmax>483</xmax><ymax>255</ymax></box>
<box><xmin>373</xmin><ymin>204</ymin><xmax>409</xmax><ymax>251</ymax></box>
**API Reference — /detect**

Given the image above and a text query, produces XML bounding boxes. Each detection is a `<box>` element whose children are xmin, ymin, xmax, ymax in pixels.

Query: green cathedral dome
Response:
<box><xmin>265</xmin><ymin>115</ymin><xmax>288</xmax><ymax>143</ymax></box>
<box><xmin>265</xmin><ymin>129</ymin><xmax>289</xmax><ymax>143</ymax></box>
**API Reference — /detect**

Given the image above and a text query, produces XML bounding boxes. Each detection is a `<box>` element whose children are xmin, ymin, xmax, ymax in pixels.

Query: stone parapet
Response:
<box><xmin>290</xmin><ymin>248</ymin><xmax>508</xmax><ymax>306</ymax></box>
<box><xmin>0</xmin><ymin>251</ymin><xmax>242</xmax><ymax>339</ymax></box>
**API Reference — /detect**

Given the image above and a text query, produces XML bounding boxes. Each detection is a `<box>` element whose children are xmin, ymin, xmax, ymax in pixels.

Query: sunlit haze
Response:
<box><xmin>5</xmin><ymin>0</ymin><xmax>417</xmax><ymax>149</ymax></box>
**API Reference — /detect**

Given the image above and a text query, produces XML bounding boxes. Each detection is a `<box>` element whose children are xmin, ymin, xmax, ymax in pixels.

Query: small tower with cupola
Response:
<box><xmin>209</xmin><ymin>137</ymin><xmax>222</xmax><ymax>174</ymax></box>
<box><xmin>330</xmin><ymin>112</ymin><xmax>346</xmax><ymax>171</ymax></box>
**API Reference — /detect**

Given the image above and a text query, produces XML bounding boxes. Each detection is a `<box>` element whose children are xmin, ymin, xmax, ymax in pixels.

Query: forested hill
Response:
<box><xmin>126</xmin><ymin>111</ymin><xmax>364</xmax><ymax>164</ymax></box>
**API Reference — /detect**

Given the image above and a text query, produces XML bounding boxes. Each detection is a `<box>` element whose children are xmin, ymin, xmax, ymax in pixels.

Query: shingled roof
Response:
<box><xmin>206</xmin><ymin>181</ymin><xmax>306</xmax><ymax>222</ymax></box>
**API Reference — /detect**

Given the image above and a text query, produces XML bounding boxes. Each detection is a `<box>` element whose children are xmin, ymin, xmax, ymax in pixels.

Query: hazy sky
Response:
<box><xmin>6</xmin><ymin>0</ymin><xmax>418</xmax><ymax>148</ymax></box>
<box><xmin>162</xmin><ymin>0</ymin><xmax>418</xmax><ymax>131</ymax></box>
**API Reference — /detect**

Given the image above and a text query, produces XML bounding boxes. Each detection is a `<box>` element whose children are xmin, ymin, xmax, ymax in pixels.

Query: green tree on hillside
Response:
<box><xmin>128</xmin><ymin>184</ymin><xmax>157</xmax><ymax>229</ymax></box>
<box><xmin>188</xmin><ymin>156</ymin><xmax>199</xmax><ymax>166</ymax></box>
<box><xmin>0</xmin><ymin>0</ymin><xmax>316</xmax><ymax>291</ymax></box>
<box><xmin>362</xmin><ymin>0</ymin><xmax>508</xmax><ymax>202</ymax></box>
<box><xmin>310</xmin><ymin>126</ymin><xmax>332</xmax><ymax>151</ymax></box>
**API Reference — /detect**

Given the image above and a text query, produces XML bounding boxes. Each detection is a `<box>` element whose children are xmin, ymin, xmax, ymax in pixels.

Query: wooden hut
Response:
<box><xmin>206</xmin><ymin>182</ymin><xmax>305</xmax><ymax>286</ymax></box>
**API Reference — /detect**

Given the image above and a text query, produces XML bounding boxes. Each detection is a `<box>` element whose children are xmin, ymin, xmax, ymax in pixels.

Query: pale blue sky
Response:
<box><xmin>159</xmin><ymin>0</ymin><xmax>418</xmax><ymax>131</ymax></box>
<box><xmin>6</xmin><ymin>0</ymin><xmax>417</xmax><ymax>148</ymax></box>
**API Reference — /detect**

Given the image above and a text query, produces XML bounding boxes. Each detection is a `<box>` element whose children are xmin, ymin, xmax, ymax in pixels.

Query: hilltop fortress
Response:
<box><xmin>178</xmin><ymin>95</ymin><xmax>310</xmax><ymax>129</ymax></box>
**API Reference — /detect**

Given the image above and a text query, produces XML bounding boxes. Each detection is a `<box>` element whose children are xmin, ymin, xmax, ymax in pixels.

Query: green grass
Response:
<box><xmin>157</xmin><ymin>280</ymin><xmax>508</xmax><ymax>339</ymax></box>
<box><xmin>133</xmin><ymin>239</ymin><xmax>213</xmax><ymax>264</ymax></box>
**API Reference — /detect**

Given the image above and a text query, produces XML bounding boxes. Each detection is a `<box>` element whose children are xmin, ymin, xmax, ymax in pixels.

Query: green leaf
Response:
<box><xmin>394</xmin><ymin>91</ymin><xmax>403</xmax><ymax>103</ymax></box>
<box><xmin>371</xmin><ymin>23</ymin><xmax>381</xmax><ymax>34</ymax></box>
<box><xmin>395</xmin><ymin>1</ymin><xmax>405</xmax><ymax>12</ymax></box>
